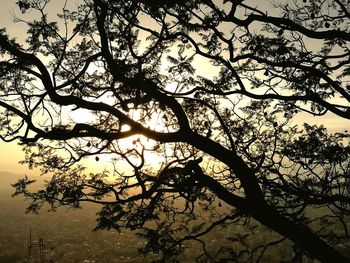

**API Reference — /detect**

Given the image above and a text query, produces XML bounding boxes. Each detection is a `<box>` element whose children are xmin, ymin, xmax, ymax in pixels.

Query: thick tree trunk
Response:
<box><xmin>201</xmin><ymin>170</ymin><xmax>350</xmax><ymax>262</ymax></box>
<box><xmin>187</xmin><ymin>132</ymin><xmax>350</xmax><ymax>262</ymax></box>
<box><xmin>249</xmin><ymin>204</ymin><xmax>350</xmax><ymax>263</ymax></box>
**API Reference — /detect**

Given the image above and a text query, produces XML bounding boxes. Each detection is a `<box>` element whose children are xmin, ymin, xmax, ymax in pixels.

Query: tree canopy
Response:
<box><xmin>2</xmin><ymin>0</ymin><xmax>350</xmax><ymax>262</ymax></box>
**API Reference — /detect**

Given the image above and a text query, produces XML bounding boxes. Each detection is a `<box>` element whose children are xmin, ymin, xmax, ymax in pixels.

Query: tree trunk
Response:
<box><xmin>249</xmin><ymin>204</ymin><xmax>350</xmax><ymax>263</ymax></box>
<box><xmin>187</xmin><ymin>132</ymin><xmax>350</xmax><ymax>262</ymax></box>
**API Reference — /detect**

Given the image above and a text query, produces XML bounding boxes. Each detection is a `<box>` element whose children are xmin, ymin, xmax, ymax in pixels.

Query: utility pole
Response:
<box><xmin>27</xmin><ymin>228</ymin><xmax>47</xmax><ymax>263</ymax></box>
<box><xmin>39</xmin><ymin>238</ymin><xmax>44</xmax><ymax>263</ymax></box>
<box><xmin>28</xmin><ymin>227</ymin><xmax>32</xmax><ymax>262</ymax></box>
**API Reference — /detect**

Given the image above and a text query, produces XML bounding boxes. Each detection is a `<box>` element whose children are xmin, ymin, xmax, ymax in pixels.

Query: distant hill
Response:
<box><xmin>0</xmin><ymin>170</ymin><xmax>25</xmax><ymax>183</ymax></box>
<box><xmin>0</xmin><ymin>171</ymin><xmax>44</xmax><ymax>197</ymax></box>
<box><xmin>0</xmin><ymin>171</ymin><xmax>23</xmax><ymax>196</ymax></box>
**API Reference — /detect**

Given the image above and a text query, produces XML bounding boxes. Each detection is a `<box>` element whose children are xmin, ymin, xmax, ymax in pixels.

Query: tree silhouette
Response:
<box><xmin>2</xmin><ymin>0</ymin><xmax>350</xmax><ymax>262</ymax></box>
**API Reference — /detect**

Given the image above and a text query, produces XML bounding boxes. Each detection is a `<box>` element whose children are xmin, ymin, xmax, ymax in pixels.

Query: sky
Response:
<box><xmin>0</xmin><ymin>1</ymin><xmax>29</xmax><ymax>173</ymax></box>
<box><xmin>0</xmin><ymin>0</ymin><xmax>348</xmax><ymax>175</ymax></box>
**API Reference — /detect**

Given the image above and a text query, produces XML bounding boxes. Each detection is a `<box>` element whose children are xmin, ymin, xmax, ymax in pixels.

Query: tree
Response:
<box><xmin>2</xmin><ymin>0</ymin><xmax>350</xmax><ymax>261</ymax></box>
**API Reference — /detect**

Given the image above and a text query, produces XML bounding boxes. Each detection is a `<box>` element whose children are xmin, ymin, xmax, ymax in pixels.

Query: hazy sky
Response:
<box><xmin>0</xmin><ymin>1</ymin><xmax>348</xmax><ymax>175</ymax></box>
<box><xmin>0</xmin><ymin>1</ymin><xmax>29</xmax><ymax>173</ymax></box>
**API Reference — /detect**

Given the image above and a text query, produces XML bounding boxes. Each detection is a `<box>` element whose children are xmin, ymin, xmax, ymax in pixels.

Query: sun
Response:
<box><xmin>68</xmin><ymin>103</ymin><xmax>168</xmax><ymax>177</ymax></box>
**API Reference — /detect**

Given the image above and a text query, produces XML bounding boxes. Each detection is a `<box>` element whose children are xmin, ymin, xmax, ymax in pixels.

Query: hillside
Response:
<box><xmin>0</xmin><ymin>171</ymin><xmax>45</xmax><ymax>196</ymax></box>
<box><xmin>0</xmin><ymin>171</ymin><xmax>154</xmax><ymax>263</ymax></box>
